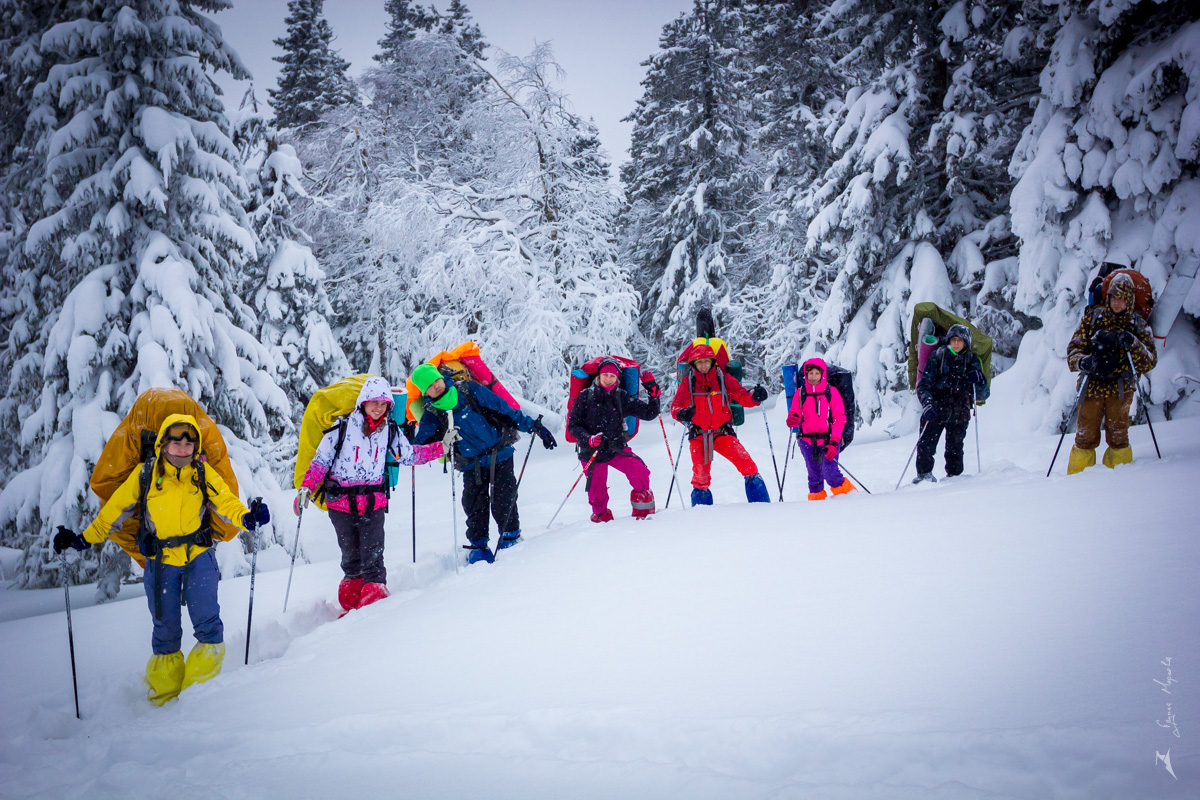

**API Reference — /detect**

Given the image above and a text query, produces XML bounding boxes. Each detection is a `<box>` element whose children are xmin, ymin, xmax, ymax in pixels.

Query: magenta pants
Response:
<box><xmin>586</xmin><ymin>449</ymin><xmax>650</xmax><ymax>513</ymax></box>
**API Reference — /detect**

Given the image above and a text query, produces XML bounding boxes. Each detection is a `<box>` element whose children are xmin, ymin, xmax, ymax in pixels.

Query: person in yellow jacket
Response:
<box><xmin>54</xmin><ymin>414</ymin><xmax>271</xmax><ymax>705</ymax></box>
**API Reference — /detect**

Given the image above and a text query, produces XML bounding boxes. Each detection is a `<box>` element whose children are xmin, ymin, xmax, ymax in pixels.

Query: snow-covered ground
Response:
<box><xmin>1</xmin><ymin>393</ymin><xmax>1196</xmax><ymax>799</ymax></box>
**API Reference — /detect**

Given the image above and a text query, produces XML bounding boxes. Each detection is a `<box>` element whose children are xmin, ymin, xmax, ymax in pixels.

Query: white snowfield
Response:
<box><xmin>1</xmin><ymin>401</ymin><xmax>1197</xmax><ymax>799</ymax></box>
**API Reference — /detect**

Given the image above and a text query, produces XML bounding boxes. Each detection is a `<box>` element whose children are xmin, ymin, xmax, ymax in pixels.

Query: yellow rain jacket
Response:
<box><xmin>83</xmin><ymin>414</ymin><xmax>249</xmax><ymax>567</ymax></box>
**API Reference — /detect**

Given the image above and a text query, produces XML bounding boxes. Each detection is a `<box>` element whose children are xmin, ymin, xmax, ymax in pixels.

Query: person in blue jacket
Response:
<box><xmin>411</xmin><ymin>363</ymin><xmax>557</xmax><ymax>563</ymax></box>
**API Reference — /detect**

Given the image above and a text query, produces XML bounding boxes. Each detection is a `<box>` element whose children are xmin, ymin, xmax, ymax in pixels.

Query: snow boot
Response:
<box><xmin>631</xmin><ymin>489</ymin><xmax>655</xmax><ymax>519</ymax></box>
<box><xmin>338</xmin><ymin>578</ymin><xmax>364</xmax><ymax>612</ymax></box>
<box><xmin>181</xmin><ymin>642</ymin><xmax>225</xmax><ymax>691</ymax></box>
<box><xmin>465</xmin><ymin>543</ymin><xmax>494</xmax><ymax>564</ymax></box>
<box><xmin>807</xmin><ymin>489</ymin><xmax>827</xmax><ymax>501</ymax></box>
<box><xmin>830</xmin><ymin>479</ymin><xmax>857</xmax><ymax>496</ymax></box>
<box><xmin>497</xmin><ymin>530</ymin><xmax>522</xmax><ymax>549</ymax></box>
<box><xmin>912</xmin><ymin>472</ymin><xmax>937</xmax><ymax>484</ymax></box>
<box><xmin>690</xmin><ymin>487</ymin><xmax>713</xmax><ymax>506</ymax></box>
<box><xmin>744</xmin><ymin>474</ymin><xmax>770</xmax><ymax>503</ymax></box>
<box><xmin>1102</xmin><ymin>446</ymin><xmax>1132</xmax><ymax>469</ymax></box>
<box><xmin>590</xmin><ymin>509</ymin><xmax>614</xmax><ymax>523</ymax></box>
<box><xmin>1066</xmin><ymin>446</ymin><xmax>1095</xmax><ymax>475</ymax></box>
<box><xmin>146</xmin><ymin>651</ymin><xmax>185</xmax><ymax>706</ymax></box>
<box><xmin>358</xmin><ymin>582</ymin><xmax>389</xmax><ymax>607</ymax></box>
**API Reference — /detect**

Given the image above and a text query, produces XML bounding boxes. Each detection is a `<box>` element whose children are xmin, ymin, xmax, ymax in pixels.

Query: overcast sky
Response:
<box><xmin>213</xmin><ymin>0</ymin><xmax>694</xmax><ymax>171</ymax></box>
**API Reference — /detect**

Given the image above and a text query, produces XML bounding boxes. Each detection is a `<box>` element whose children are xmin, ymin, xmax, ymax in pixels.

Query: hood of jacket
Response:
<box><xmin>355</xmin><ymin>376</ymin><xmax>395</xmax><ymax>414</ymax></box>
<box><xmin>801</xmin><ymin>357</ymin><xmax>829</xmax><ymax>392</ymax></box>
<box><xmin>156</xmin><ymin>413</ymin><xmax>203</xmax><ymax>455</ymax></box>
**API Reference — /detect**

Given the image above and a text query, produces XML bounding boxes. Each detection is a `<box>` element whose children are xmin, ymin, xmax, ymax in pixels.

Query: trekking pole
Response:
<box><xmin>1047</xmin><ymin>376</ymin><xmax>1089</xmax><ymax>477</ymax></box>
<box><xmin>778</xmin><ymin>432</ymin><xmax>795</xmax><ymax>501</ymax></box>
<box><xmin>547</xmin><ymin>451</ymin><xmax>598</xmax><ymax>529</ymax></box>
<box><xmin>761</xmin><ymin>408</ymin><xmax>783</xmax><ymax>496</ymax></box>
<box><xmin>282</xmin><ymin>503</ymin><xmax>304</xmax><ymax>613</ymax></box>
<box><xmin>658</xmin><ymin>418</ymin><xmax>688</xmax><ymax>510</ymax></box>
<box><xmin>411</xmin><ymin>465</ymin><xmax>416</xmax><ymax>563</ymax></box>
<box><xmin>896</xmin><ymin>421</ymin><xmax>930</xmax><ymax>490</ymax></box>
<box><xmin>245</xmin><ymin>497</ymin><xmax>263</xmax><ymax>666</ymax></box>
<box><xmin>494</xmin><ymin>415</ymin><xmax>540</xmax><ymax>560</ymax></box>
<box><xmin>1126</xmin><ymin>349</ymin><xmax>1162</xmax><ymax>459</ymax></box>
<box><xmin>60</xmin><ymin>554</ymin><xmax>80</xmax><ymax>720</ymax></box>
<box><xmin>664</xmin><ymin>427</ymin><xmax>689</xmax><ymax>510</ymax></box>
<box><xmin>833</xmin><ymin>459</ymin><xmax>872</xmax><ymax>494</ymax></box>
<box><xmin>973</xmin><ymin>403</ymin><xmax>982</xmax><ymax>473</ymax></box>
<box><xmin>448</xmin><ymin>408</ymin><xmax>460</xmax><ymax>573</ymax></box>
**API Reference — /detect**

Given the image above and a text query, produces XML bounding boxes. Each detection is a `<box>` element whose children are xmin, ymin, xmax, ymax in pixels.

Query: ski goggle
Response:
<box><xmin>164</xmin><ymin>431</ymin><xmax>198</xmax><ymax>444</ymax></box>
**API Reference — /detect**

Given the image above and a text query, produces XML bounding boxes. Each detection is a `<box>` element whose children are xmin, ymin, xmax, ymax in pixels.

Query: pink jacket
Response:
<box><xmin>785</xmin><ymin>358</ymin><xmax>847</xmax><ymax>443</ymax></box>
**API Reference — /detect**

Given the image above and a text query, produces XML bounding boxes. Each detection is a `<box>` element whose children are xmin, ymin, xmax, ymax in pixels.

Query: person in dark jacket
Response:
<box><xmin>1065</xmin><ymin>274</ymin><xmax>1157</xmax><ymax>473</ymax></box>
<box><xmin>411</xmin><ymin>363</ymin><xmax>556</xmax><ymax>564</ymax></box>
<box><xmin>914</xmin><ymin>324</ymin><xmax>987</xmax><ymax>482</ymax></box>
<box><xmin>669</xmin><ymin>343</ymin><xmax>771</xmax><ymax>505</ymax></box>
<box><xmin>566</xmin><ymin>359</ymin><xmax>661</xmax><ymax>522</ymax></box>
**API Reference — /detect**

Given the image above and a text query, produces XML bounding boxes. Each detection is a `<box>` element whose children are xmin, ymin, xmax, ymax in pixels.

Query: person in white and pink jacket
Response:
<box><xmin>785</xmin><ymin>358</ymin><xmax>857</xmax><ymax>500</ymax></box>
<box><xmin>295</xmin><ymin>376</ymin><xmax>443</xmax><ymax>611</ymax></box>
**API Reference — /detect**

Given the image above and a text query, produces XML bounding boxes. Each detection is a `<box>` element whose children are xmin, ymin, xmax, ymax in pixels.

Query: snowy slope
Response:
<box><xmin>1</xmin><ymin>398</ymin><xmax>1197</xmax><ymax>799</ymax></box>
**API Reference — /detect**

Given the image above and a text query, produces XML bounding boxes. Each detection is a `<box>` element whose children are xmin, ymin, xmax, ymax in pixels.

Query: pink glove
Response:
<box><xmin>640</xmin><ymin>370</ymin><xmax>660</xmax><ymax>399</ymax></box>
<box><xmin>825</xmin><ymin>442</ymin><xmax>839</xmax><ymax>461</ymax></box>
<box><xmin>588</xmin><ymin>433</ymin><xmax>604</xmax><ymax>448</ymax></box>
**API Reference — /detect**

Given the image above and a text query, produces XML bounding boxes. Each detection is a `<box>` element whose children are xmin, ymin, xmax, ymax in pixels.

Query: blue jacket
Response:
<box><xmin>414</xmin><ymin>382</ymin><xmax>538</xmax><ymax>470</ymax></box>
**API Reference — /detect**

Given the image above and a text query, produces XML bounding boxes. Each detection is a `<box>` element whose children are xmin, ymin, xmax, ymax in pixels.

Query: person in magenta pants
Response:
<box><xmin>566</xmin><ymin>359</ymin><xmax>662</xmax><ymax>521</ymax></box>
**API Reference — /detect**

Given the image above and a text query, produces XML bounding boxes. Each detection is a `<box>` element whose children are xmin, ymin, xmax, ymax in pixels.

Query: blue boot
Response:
<box><xmin>464</xmin><ymin>543</ymin><xmax>494</xmax><ymax>564</ymax></box>
<box><xmin>690</xmin><ymin>487</ymin><xmax>713</xmax><ymax>506</ymax></box>
<box><xmin>497</xmin><ymin>530</ymin><xmax>522</xmax><ymax>550</ymax></box>
<box><xmin>745</xmin><ymin>473</ymin><xmax>771</xmax><ymax>503</ymax></box>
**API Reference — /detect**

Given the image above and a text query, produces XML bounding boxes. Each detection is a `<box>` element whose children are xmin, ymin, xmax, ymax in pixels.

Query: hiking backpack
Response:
<box><xmin>89</xmin><ymin>388</ymin><xmax>239</xmax><ymax>567</ymax></box>
<box><xmin>675</xmin><ymin>308</ymin><xmax>747</xmax><ymax>426</ymax></box>
<box><xmin>294</xmin><ymin>375</ymin><xmax>404</xmax><ymax>510</ymax></box>
<box><xmin>564</xmin><ymin>355</ymin><xmax>643</xmax><ymax>444</ymax></box>
<box><xmin>1087</xmin><ymin>266</ymin><xmax>1155</xmax><ymax>323</ymax></box>
<box><xmin>781</xmin><ymin>363</ymin><xmax>857</xmax><ymax>448</ymax></box>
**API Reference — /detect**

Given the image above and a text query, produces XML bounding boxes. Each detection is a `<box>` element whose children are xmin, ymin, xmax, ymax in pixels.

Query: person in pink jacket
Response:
<box><xmin>785</xmin><ymin>358</ymin><xmax>857</xmax><ymax>500</ymax></box>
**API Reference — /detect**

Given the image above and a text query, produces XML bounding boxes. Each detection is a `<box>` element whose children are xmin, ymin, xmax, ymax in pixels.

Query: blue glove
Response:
<box><xmin>534</xmin><ymin>421</ymin><xmax>557</xmax><ymax>450</ymax></box>
<box><xmin>53</xmin><ymin>526</ymin><xmax>90</xmax><ymax>555</ymax></box>
<box><xmin>967</xmin><ymin>368</ymin><xmax>985</xmax><ymax>386</ymax></box>
<box><xmin>920</xmin><ymin>405</ymin><xmax>939</xmax><ymax>426</ymax></box>
<box><xmin>243</xmin><ymin>500</ymin><xmax>270</xmax><ymax>531</ymax></box>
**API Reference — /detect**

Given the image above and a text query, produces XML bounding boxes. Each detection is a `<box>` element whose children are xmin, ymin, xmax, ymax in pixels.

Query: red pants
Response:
<box><xmin>689</xmin><ymin>434</ymin><xmax>758</xmax><ymax>489</ymax></box>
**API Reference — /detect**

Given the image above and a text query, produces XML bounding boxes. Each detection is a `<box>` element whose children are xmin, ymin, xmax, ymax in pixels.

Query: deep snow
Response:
<box><xmin>1</xmin><ymin>394</ymin><xmax>1197</xmax><ymax>799</ymax></box>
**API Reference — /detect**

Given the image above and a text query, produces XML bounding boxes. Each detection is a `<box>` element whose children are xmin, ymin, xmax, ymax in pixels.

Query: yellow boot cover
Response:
<box><xmin>182</xmin><ymin>642</ymin><xmax>226</xmax><ymax>691</ymax></box>
<box><xmin>146</xmin><ymin>651</ymin><xmax>185</xmax><ymax>706</ymax></box>
<box><xmin>1066</xmin><ymin>446</ymin><xmax>1096</xmax><ymax>475</ymax></box>
<box><xmin>1102</xmin><ymin>446</ymin><xmax>1133</xmax><ymax>468</ymax></box>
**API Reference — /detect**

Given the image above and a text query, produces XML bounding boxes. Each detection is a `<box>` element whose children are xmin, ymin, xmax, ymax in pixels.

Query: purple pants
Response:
<box><xmin>586</xmin><ymin>448</ymin><xmax>650</xmax><ymax>514</ymax></box>
<box><xmin>799</xmin><ymin>439</ymin><xmax>846</xmax><ymax>493</ymax></box>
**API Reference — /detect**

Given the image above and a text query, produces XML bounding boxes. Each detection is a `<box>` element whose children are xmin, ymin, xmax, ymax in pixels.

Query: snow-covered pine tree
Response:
<box><xmin>620</xmin><ymin>0</ymin><xmax>756</xmax><ymax>374</ymax></box>
<box><xmin>0</xmin><ymin>0</ymin><xmax>289</xmax><ymax>590</ymax></box>
<box><xmin>1006</xmin><ymin>0</ymin><xmax>1200</xmax><ymax>428</ymax></box>
<box><xmin>375</xmin><ymin>0</ymin><xmax>438</xmax><ymax>64</ymax></box>
<box><xmin>270</xmin><ymin>0</ymin><xmax>357</xmax><ymax>130</ymax></box>
<box><xmin>233</xmin><ymin>88</ymin><xmax>350</xmax><ymax>476</ymax></box>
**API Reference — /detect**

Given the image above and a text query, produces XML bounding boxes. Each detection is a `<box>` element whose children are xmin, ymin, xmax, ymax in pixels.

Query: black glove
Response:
<box><xmin>534</xmin><ymin>422</ymin><xmax>557</xmax><ymax>450</ymax></box>
<box><xmin>967</xmin><ymin>367</ymin><xmax>985</xmax><ymax>386</ymax></box>
<box><xmin>920</xmin><ymin>405</ymin><xmax>938</xmax><ymax>426</ymax></box>
<box><xmin>1118</xmin><ymin>330</ymin><xmax>1137</xmax><ymax>349</ymax></box>
<box><xmin>1079</xmin><ymin>354</ymin><xmax>1097</xmax><ymax>375</ymax></box>
<box><xmin>53</xmin><ymin>526</ymin><xmax>89</xmax><ymax>555</ymax></box>
<box><xmin>676</xmin><ymin>407</ymin><xmax>695</xmax><ymax>424</ymax></box>
<box><xmin>751</xmin><ymin>385</ymin><xmax>768</xmax><ymax>403</ymax></box>
<box><xmin>242</xmin><ymin>499</ymin><xmax>270</xmax><ymax>531</ymax></box>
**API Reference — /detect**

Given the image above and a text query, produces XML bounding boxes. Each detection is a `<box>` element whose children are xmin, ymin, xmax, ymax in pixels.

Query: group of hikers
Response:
<box><xmin>49</xmin><ymin>262</ymin><xmax>1158</xmax><ymax>706</ymax></box>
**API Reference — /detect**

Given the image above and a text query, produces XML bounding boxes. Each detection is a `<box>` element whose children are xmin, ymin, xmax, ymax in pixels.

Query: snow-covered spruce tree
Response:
<box><xmin>620</xmin><ymin>0</ymin><xmax>756</xmax><ymax>374</ymax></box>
<box><xmin>269</xmin><ymin>0</ymin><xmax>356</xmax><ymax>131</ymax></box>
<box><xmin>0</xmin><ymin>0</ymin><xmax>290</xmax><ymax>590</ymax></box>
<box><xmin>1005</xmin><ymin>0</ymin><xmax>1200</xmax><ymax>429</ymax></box>
<box><xmin>724</xmin><ymin>0</ymin><xmax>849</xmax><ymax>380</ymax></box>
<box><xmin>375</xmin><ymin>0</ymin><xmax>438</xmax><ymax>64</ymax></box>
<box><xmin>782</xmin><ymin>0</ymin><xmax>1046</xmax><ymax>427</ymax></box>
<box><xmin>233</xmin><ymin>88</ymin><xmax>349</xmax><ymax>476</ymax></box>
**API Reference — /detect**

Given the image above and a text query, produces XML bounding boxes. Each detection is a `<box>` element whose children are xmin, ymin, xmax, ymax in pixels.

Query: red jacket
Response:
<box><xmin>671</xmin><ymin>366</ymin><xmax>757</xmax><ymax>431</ymax></box>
